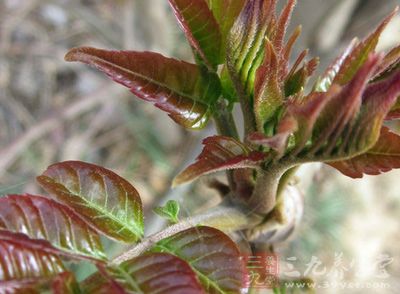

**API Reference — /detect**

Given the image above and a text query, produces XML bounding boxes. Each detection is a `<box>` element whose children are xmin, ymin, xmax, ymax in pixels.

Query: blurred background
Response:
<box><xmin>0</xmin><ymin>0</ymin><xmax>399</xmax><ymax>293</ymax></box>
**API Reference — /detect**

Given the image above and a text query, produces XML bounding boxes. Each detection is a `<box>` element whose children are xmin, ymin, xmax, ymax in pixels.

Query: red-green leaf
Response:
<box><xmin>205</xmin><ymin>0</ymin><xmax>246</xmax><ymax>49</ymax></box>
<box><xmin>37</xmin><ymin>161</ymin><xmax>144</xmax><ymax>243</ymax></box>
<box><xmin>0</xmin><ymin>231</ymin><xmax>66</xmax><ymax>292</ymax></box>
<box><xmin>0</xmin><ymin>194</ymin><xmax>106</xmax><ymax>262</ymax></box>
<box><xmin>333</xmin><ymin>8</ymin><xmax>398</xmax><ymax>85</ymax></box>
<box><xmin>150</xmin><ymin>226</ymin><xmax>247</xmax><ymax>294</ymax></box>
<box><xmin>169</xmin><ymin>0</ymin><xmax>222</xmax><ymax>68</ymax></box>
<box><xmin>173</xmin><ymin>136</ymin><xmax>265</xmax><ymax>186</ymax></box>
<box><xmin>328</xmin><ymin>127</ymin><xmax>400</xmax><ymax>178</ymax></box>
<box><xmin>82</xmin><ymin>253</ymin><xmax>203</xmax><ymax>294</ymax></box>
<box><xmin>65</xmin><ymin>47</ymin><xmax>221</xmax><ymax>129</ymax></box>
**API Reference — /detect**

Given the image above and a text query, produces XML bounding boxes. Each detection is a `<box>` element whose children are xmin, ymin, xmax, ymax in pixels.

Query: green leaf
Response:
<box><xmin>37</xmin><ymin>161</ymin><xmax>144</xmax><ymax>243</ymax></box>
<box><xmin>173</xmin><ymin>136</ymin><xmax>265</xmax><ymax>186</ymax></box>
<box><xmin>153</xmin><ymin>200</ymin><xmax>180</xmax><ymax>224</ymax></box>
<box><xmin>65</xmin><ymin>47</ymin><xmax>221</xmax><ymax>129</ymax></box>
<box><xmin>0</xmin><ymin>231</ymin><xmax>66</xmax><ymax>292</ymax></box>
<box><xmin>82</xmin><ymin>253</ymin><xmax>203</xmax><ymax>294</ymax></box>
<box><xmin>169</xmin><ymin>0</ymin><xmax>222</xmax><ymax>68</ymax></box>
<box><xmin>220</xmin><ymin>65</ymin><xmax>237</xmax><ymax>103</ymax></box>
<box><xmin>0</xmin><ymin>194</ymin><xmax>106</xmax><ymax>261</ymax></box>
<box><xmin>150</xmin><ymin>226</ymin><xmax>247</xmax><ymax>294</ymax></box>
<box><xmin>328</xmin><ymin>127</ymin><xmax>400</xmax><ymax>178</ymax></box>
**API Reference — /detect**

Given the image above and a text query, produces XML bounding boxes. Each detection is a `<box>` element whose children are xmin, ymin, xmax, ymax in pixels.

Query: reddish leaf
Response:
<box><xmin>82</xmin><ymin>253</ymin><xmax>203</xmax><ymax>294</ymax></box>
<box><xmin>329</xmin><ymin>127</ymin><xmax>400</xmax><ymax>178</ymax></box>
<box><xmin>0</xmin><ymin>194</ymin><xmax>106</xmax><ymax>261</ymax></box>
<box><xmin>387</xmin><ymin>100</ymin><xmax>400</xmax><ymax>120</ymax></box>
<box><xmin>373</xmin><ymin>44</ymin><xmax>400</xmax><ymax>80</ymax></box>
<box><xmin>173</xmin><ymin>136</ymin><xmax>265</xmax><ymax>186</ymax></box>
<box><xmin>150</xmin><ymin>226</ymin><xmax>247</xmax><ymax>294</ymax></box>
<box><xmin>0</xmin><ymin>231</ymin><xmax>65</xmax><ymax>292</ymax></box>
<box><xmin>37</xmin><ymin>161</ymin><xmax>143</xmax><ymax>243</ymax></box>
<box><xmin>65</xmin><ymin>47</ymin><xmax>221</xmax><ymax>129</ymax></box>
<box><xmin>51</xmin><ymin>272</ymin><xmax>80</xmax><ymax>294</ymax></box>
<box><xmin>333</xmin><ymin>8</ymin><xmax>398</xmax><ymax>85</ymax></box>
<box><xmin>169</xmin><ymin>0</ymin><xmax>222</xmax><ymax>68</ymax></box>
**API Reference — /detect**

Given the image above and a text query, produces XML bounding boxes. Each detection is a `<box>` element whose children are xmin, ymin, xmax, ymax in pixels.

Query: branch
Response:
<box><xmin>111</xmin><ymin>201</ymin><xmax>259</xmax><ymax>265</ymax></box>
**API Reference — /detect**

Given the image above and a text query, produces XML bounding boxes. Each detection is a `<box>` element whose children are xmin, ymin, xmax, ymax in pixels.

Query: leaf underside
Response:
<box><xmin>150</xmin><ymin>226</ymin><xmax>247</xmax><ymax>294</ymax></box>
<box><xmin>37</xmin><ymin>161</ymin><xmax>144</xmax><ymax>243</ymax></box>
<box><xmin>0</xmin><ymin>194</ymin><xmax>106</xmax><ymax>261</ymax></box>
<box><xmin>65</xmin><ymin>47</ymin><xmax>221</xmax><ymax>129</ymax></box>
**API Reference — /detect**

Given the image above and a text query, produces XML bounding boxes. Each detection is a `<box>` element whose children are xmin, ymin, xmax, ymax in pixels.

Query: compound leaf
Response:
<box><xmin>173</xmin><ymin>136</ymin><xmax>265</xmax><ymax>186</ymax></box>
<box><xmin>37</xmin><ymin>161</ymin><xmax>144</xmax><ymax>243</ymax></box>
<box><xmin>65</xmin><ymin>47</ymin><xmax>221</xmax><ymax>129</ymax></box>
<box><xmin>150</xmin><ymin>226</ymin><xmax>247</xmax><ymax>294</ymax></box>
<box><xmin>0</xmin><ymin>194</ymin><xmax>106</xmax><ymax>262</ymax></box>
<box><xmin>82</xmin><ymin>253</ymin><xmax>203</xmax><ymax>294</ymax></box>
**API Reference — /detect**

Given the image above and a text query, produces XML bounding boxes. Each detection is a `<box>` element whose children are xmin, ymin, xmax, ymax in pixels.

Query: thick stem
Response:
<box><xmin>213</xmin><ymin>99</ymin><xmax>239</xmax><ymax>140</ymax></box>
<box><xmin>213</xmin><ymin>99</ymin><xmax>239</xmax><ymax>189</ymax></box>
<box><xmin>247</xmin><ymin>166</ymin><xmax>288</xmax><ymax>214</ymax></box>
<box><xmin>111</xmin><ymin>201</ymin><xmax>258</xmax><ymax>265</ymax></box>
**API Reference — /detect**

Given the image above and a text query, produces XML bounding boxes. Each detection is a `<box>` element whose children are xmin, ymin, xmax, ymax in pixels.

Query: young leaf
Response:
<box><xmin>169</xmin><ymin>0</ymin><xmax>222</xmax><ymax>68</ymax></box>
<box><xmin>0</xmin><ymin>194</ymin><xmax>106</xmax><ymax>262</ymax></box>
<box><xmin>254</xmin><ymin>39</ymin><xmax>284</xmax><ymax>129</ymax></box>
<box><xmin>82</xmin><ymin>253</ymin><xmax>203</xmax><ymax>294</ymax></box>
<box><xmin>205</xmin><ymin>0</ymin><xmax>246</xmax><ymax>49</ymax></box>
<box><xmin>37</xmin><ymin>161</ymin><xmax>144</xmax><ymax>243</ymax></box>
<box><xmin>333</xmin><ymin>7</ymin><xmax>398</xmax><ymax>85</ymax></box>
<box><xmin>328</xmin><ymin>127</ymin><xmax>400</xmax><ymax>178</ymax></box>
<box><xmin>227</xmin><ymin>0</ymin><xmax>271</xmax><ymax>97</ymax></box>
<box><xmin>0</xmin><ymin>231</ymin><xmax>66</xmax><ymax>292</ymax></box>
<box><xmin>65</xmin><ymin>47</ymin><xmax>221</xmax><ymax>129</ymax></box>
<box><xmin>173</xmin><ymin>136</ymin><xmax>265</xmax><ymax>186</ymax></box>
<box><xmin>150</xmin><ymin>226</ymin><xmax>247</xmax><ymax>294</ymax></box>
<box><xmin>153</xmin><ymin>200</ymin><xmax>180</xmax><ymax>224</ymax></box>
<box><xmin>314</xmin><ymin>40</ymin><xmax>357</xmax><ymax>92</ymax></box>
